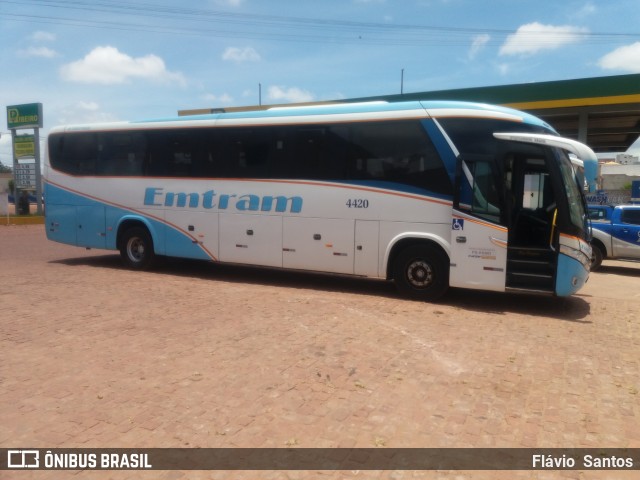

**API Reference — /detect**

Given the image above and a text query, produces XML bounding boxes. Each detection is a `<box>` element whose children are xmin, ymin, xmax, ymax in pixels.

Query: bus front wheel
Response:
<box><xmin>120</xmin><ymin>226</ymin><xmax>156</xmax><ymax>270</ymax></box>
<box><xmin>393</xmin><ymin>244</ymin><xmax>449</xmax><ymax>301</ymax></box>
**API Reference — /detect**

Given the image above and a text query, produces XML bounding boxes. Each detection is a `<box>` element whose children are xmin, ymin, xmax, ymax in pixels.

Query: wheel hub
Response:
<box><xmin>128</xmin><ymin>238</ymin><xmax>145</xmax><ymax>261</ymax></box>
<box><xmin>407</xmin><ymin>260</ymin><xmax>433</xmax><ymax>288</ymax></box>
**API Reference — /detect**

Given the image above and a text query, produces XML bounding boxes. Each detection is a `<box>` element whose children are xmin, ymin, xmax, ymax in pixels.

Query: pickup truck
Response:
<box><xmin>589</xmin><ymin>204</ymin><xmax>640</xmax><ymax>270</ymax></box>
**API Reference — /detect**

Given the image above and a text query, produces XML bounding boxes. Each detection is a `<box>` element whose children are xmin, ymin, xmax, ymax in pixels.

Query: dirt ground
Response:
<box><xmin>1</xmin><ymin>224</ymin><xmax>639</xmax><ymax>480</ymax></box>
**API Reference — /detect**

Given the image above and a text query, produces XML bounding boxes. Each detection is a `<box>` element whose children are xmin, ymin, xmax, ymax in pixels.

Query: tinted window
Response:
<box><xmin>346</xmin><ymin>122</ymin><xmax>451</xmax><ymax>195</ymax></box>
<box><xmin>146</xmin><ymin>130</ymin><xmax>199</xmax><ymax>177</ymax></box>
<box><xmin>97</xmin><ymin>132</ymin><xmax>146</xmax><ymax>176</ymax></box>
<box><xmin>438</xmin><ymin>118</ymin><xmax>549</xmax><ymax>155</ymax></box>
<box><xmin>281</xmin><ymin>126</ymin><xmax>349</xmax><ymax>180</ymax></box>
<box><xmin>274</xmin><ymin>121</ymin><xmax>451</xmax><ymax>194</ymax></box>
<box><xmin>214</xmin><ymin>128</ymin><xmax>285</xmax><ymax>179</ymax></box>
<box><xmin>621</xmin><ymin>209</ymin><xmax>640</xmax><ymax>225</ymax></box>
<box><xmin>457</xmin><ymin>159</ymin><xmax>502</xmax><ymax>224</ymax></box>
<box><xmin>588</xmin><ymin>207</ymin><xmax>607</xmax><ymax>220</ymax></box>
<box><xmin>49</xmin><ymin>133</ymin><xmax>100</xmax><ymax>175</ymax></box>
<box><xmin>50</xmin><ymin>132</ymin><xmax>146</xmax><ymax>176</ymax></box>
<box><xmin>48</xmin><ymin>121</ymin><xmax>452</xmax><ymax>195</ymax></box>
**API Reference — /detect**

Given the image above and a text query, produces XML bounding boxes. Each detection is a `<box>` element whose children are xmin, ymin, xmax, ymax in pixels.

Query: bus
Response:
<box><xmin>44</xmin><ymin>100</ymin><xmax>597</xmax><ymax>301</ymax></box>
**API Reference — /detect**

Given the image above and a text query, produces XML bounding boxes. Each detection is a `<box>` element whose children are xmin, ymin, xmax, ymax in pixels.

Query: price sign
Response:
<box><xmin>14</xmin><ymin>163</ymin><xmax>38</xmax><ymax>188</ymax></box>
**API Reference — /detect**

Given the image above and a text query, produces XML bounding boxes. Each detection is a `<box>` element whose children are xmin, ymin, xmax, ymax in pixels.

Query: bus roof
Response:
<box><xmin>53</xmin><ymin>100</ymin><xmax>554</xmax><ymax>133</ymax></box>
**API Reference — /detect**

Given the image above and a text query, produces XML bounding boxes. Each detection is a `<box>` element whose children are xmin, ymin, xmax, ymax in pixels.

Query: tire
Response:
<box><xmin>119</xmin><ymin>226</ymin><xmax>156</xmax><ymax>270</ymax></box>
<box><xmin>590</xmin><ymin>243</ymin><xmax>603</xmax><ymax>271</ymax></box>
<box><xmin>393</xmin><ymin>244</ymin><xmax>449</xmax><ymax>301</ymax></box>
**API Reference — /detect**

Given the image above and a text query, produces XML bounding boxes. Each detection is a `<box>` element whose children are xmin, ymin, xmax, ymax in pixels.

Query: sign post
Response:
<box><xmin>6</xmin><ymin>103</ymin><xmax>43</xmax><ymax>215</ymax></box>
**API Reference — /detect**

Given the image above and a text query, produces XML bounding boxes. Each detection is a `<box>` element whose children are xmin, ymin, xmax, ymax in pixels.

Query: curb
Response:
<box><xmin>2</xmin><ymin>216</ymin><xmax>45</xmax><ymax>226</ymax></box>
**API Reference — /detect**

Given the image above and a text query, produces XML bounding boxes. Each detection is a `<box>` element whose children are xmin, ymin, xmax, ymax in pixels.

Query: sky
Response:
<box><xmin>1</xmin><ymin>0</ymin><xmax>640</xmax><ymax>168</ymax></box>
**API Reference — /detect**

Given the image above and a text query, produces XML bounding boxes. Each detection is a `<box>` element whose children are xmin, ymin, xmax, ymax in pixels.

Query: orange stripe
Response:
<box><xmin>560</xmin><ymin>232</ymin><xmax>583</xmax><ymax>242</ymax></box>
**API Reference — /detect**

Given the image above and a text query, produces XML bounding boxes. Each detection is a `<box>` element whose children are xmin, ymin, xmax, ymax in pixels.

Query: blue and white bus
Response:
<box><xmin>44</xmin><ymin>100</ymin><xmax>596</xmax><ymax>301</ymax></box>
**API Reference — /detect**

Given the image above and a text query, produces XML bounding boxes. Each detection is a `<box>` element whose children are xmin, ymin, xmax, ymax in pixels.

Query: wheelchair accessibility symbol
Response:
<box><xmin>452</xmin><ymin>219</ymin><xmax>464</xmax><ymax>231</ymax></box>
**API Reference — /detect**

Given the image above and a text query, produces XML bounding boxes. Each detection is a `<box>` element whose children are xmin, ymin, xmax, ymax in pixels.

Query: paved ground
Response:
<box><xmin>1</xmin><ymin>225</ymin><xmax>639</xmax><ymax>480</ymax></box>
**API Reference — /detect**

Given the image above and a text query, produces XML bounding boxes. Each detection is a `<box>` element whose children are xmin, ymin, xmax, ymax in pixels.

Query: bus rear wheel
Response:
<box><xmin>120</xmin><ymin>226</ymin><xmax>156</xmax><ymax>270</ymax></box>
<box><xmin>393</xmin><ymin>244</ymin><xmax>449</xmax><ymax>301</ymax></box>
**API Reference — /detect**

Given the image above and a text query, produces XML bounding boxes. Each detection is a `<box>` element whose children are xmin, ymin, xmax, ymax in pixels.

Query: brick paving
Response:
<box><xmin>1</xmin><ymin>225</ymin><xmax>639</xmax><ymax>480</ymax></box>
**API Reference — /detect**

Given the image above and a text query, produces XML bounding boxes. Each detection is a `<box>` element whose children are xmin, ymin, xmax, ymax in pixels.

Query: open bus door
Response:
<box><xmin>449</xmin><ymin>155</ymin><xmax>508</xmax><ymax>292</ymax></box>
<box><xmin>449</xmin><ymin>142</ymin><xmax>566</xmax><ymax>294</ymax></box>
<box><xmin>450</xmin><ymin>132</ymin><xmax>596</xmax><ymax>296</ymax></box>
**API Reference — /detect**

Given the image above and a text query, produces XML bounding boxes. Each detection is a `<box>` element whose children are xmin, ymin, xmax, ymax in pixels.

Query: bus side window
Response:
<box><xmin>288</xmin><ymin>128</ymin><xmax>326</xmax><ymax>179</ymax></box>
<box><xmin>347</xmin><ymin>121</ymin><xmax>451</xmax><ymax>195</ymax></box>
<box><xmin>53</xmin><ymin>133</ymin><xmax>99</xmax><ymax>175</ymax></box>
<box><xmin>145</xmin><ymin>132</ymin><xmax>168</xmax><ymax>177</ymax></box>
<box><xmin>458</xmin><ymin>159</ymin><xmax>502</xmax><ymax>224</ymax></box>
<box><xmin>99</xmin><ymin>133</ymin><xmax>145</xmax><ymax>176</ymax></box>
<box><xmin>166</xmin><ymin>134</ymin><xmax>194</xmax><ymax>177</ymax></box>
<box><xmin>199</xmin><ymin>132</ymin><xmax>221</xmax><ymax>178</ymax></box>
<box><xmin>236</xmin><ymin>128</ymin><xmax>287</xmax><ymax>179</ymax></box>
<box><xmin>145</xmin><ymin>150</ymin><xmax>166</xmax><ymax>176</ymax></box>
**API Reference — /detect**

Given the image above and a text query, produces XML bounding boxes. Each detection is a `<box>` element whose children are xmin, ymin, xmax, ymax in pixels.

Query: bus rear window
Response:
<box><xmin>49</xmin><ymin>132</ymin><xmax>147</xmax><ymax>176</ymax></box>
<box><xmin>49</xmin><ymin>133</ymin><xmax>99</xmax><ymax>175</ymax></box>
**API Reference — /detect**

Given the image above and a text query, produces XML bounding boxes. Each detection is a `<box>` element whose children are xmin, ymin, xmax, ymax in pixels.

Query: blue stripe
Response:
<box><xmin>421</xmin><ymin>118</ymin><xmax>457</xmax><ymax>186</ymax></box>
<box><xmin>133</xmin><ymin>100</ymin><xmax>555</xmax><ymax>130</ymax></box>
<box><xmin>555</xmin><ymin>254</ymin><xmax>588</xmax><ymax>296</ymax></box>
<box><xmin>44</xmin><ymin>183</ymin><xmax>212</xmax><ymax>261</ymax></box>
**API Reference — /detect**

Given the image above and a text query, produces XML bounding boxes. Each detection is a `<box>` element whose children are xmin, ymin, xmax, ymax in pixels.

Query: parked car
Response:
<box><xmin>8</xmin><ymin>193</ymin><xmax>38</xmax><ymax>204</ymax></box>
<box><xmin>589</xmin><ymin>204</ymin><xmax>640</xmax><ymax>270</ymax></box>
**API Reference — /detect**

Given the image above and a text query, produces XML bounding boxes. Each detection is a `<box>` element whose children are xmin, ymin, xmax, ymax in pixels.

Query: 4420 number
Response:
<box><xmin>346</xmin><ymin>199</ymin><xmax>369</xmax><ymax>208</ymax></box>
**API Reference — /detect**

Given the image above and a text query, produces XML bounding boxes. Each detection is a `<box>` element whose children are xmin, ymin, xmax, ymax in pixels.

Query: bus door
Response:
<box><xmin>504</xmin><ymin>151</ymin><xmax>559</xmax><ymax>293</ymax></box>
<box><xmin>450</xmin><ymin>156</ymin><xmax>508</xmax><ymax>291</ymax></box>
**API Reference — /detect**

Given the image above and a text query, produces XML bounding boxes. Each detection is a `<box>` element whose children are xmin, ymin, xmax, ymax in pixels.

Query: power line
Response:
<box><xmin>1</xmin><ymin>0</ymin><xmax>638</xmax><ymax>47</ymax></box>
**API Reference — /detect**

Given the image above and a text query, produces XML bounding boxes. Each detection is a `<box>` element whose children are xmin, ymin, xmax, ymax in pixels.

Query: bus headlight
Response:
<box><xmin>559</xmin><ymin>244</ymin><xmax>591</xmax><ymax>270</ymax></box>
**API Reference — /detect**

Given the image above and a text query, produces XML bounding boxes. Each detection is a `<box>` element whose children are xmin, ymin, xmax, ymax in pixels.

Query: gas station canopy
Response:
<box><xmin>352</xmin><ymin>73</ymin><xmax>640</xmax><ymax>154</ymax></box>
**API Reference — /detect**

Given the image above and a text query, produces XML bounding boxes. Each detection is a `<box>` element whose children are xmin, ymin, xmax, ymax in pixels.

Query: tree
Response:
<box><xmin>0</xmin><ymin>163</ymin><xmax>12</xmax><ymax>174</ymax></box>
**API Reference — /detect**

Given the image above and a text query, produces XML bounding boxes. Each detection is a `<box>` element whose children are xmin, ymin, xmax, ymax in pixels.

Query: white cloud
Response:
<box><xmin>18</xmin><ymin>46</ymin><xmax>58</xmax><ymax>58</ymax></box>
<box><xmin>59</xmin><ymin>46</ymin><xmax>186</xmax><ymax>86</ymax></box>
<box><xmin>267</xmin><ymin>85</ymin><xmax>315</xmax><ymax>104</ymax></box>
<box><xmin>469</xmin><ymin>34</ymin><xmax>490</xmax><ymax>59</ymax></box>
<box><xmin>77</xmin><ymin>101</ymin><xmax>100</xmax><ymax>111</ymax></box>
<box><xmin>30</xmin><ymin>31</ymin><xmax>56</xmax><ymax>42</ymax></box>
<box><xmin>222</xmin><ymin>47</ymin><xmax>261</xmax><ymax>63</ymax></box>
<box><xmin>202</xmin><ymin>93</ymin><xmax>234</xmax><ymax>104</ymax></box>
<box><xmin>598</xmin><ymin>42</ymin><xmax>640</xmax><ymax>73</ymax></box>
<box><xmin>57</xmin><ymin>102</ymin><xmax>119</xmax><ymax>125</ymax></box>
<box><xmin>499</xmin><ymin>22</ymin><xmax>588</xmax><ymax>56</ymax></box>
